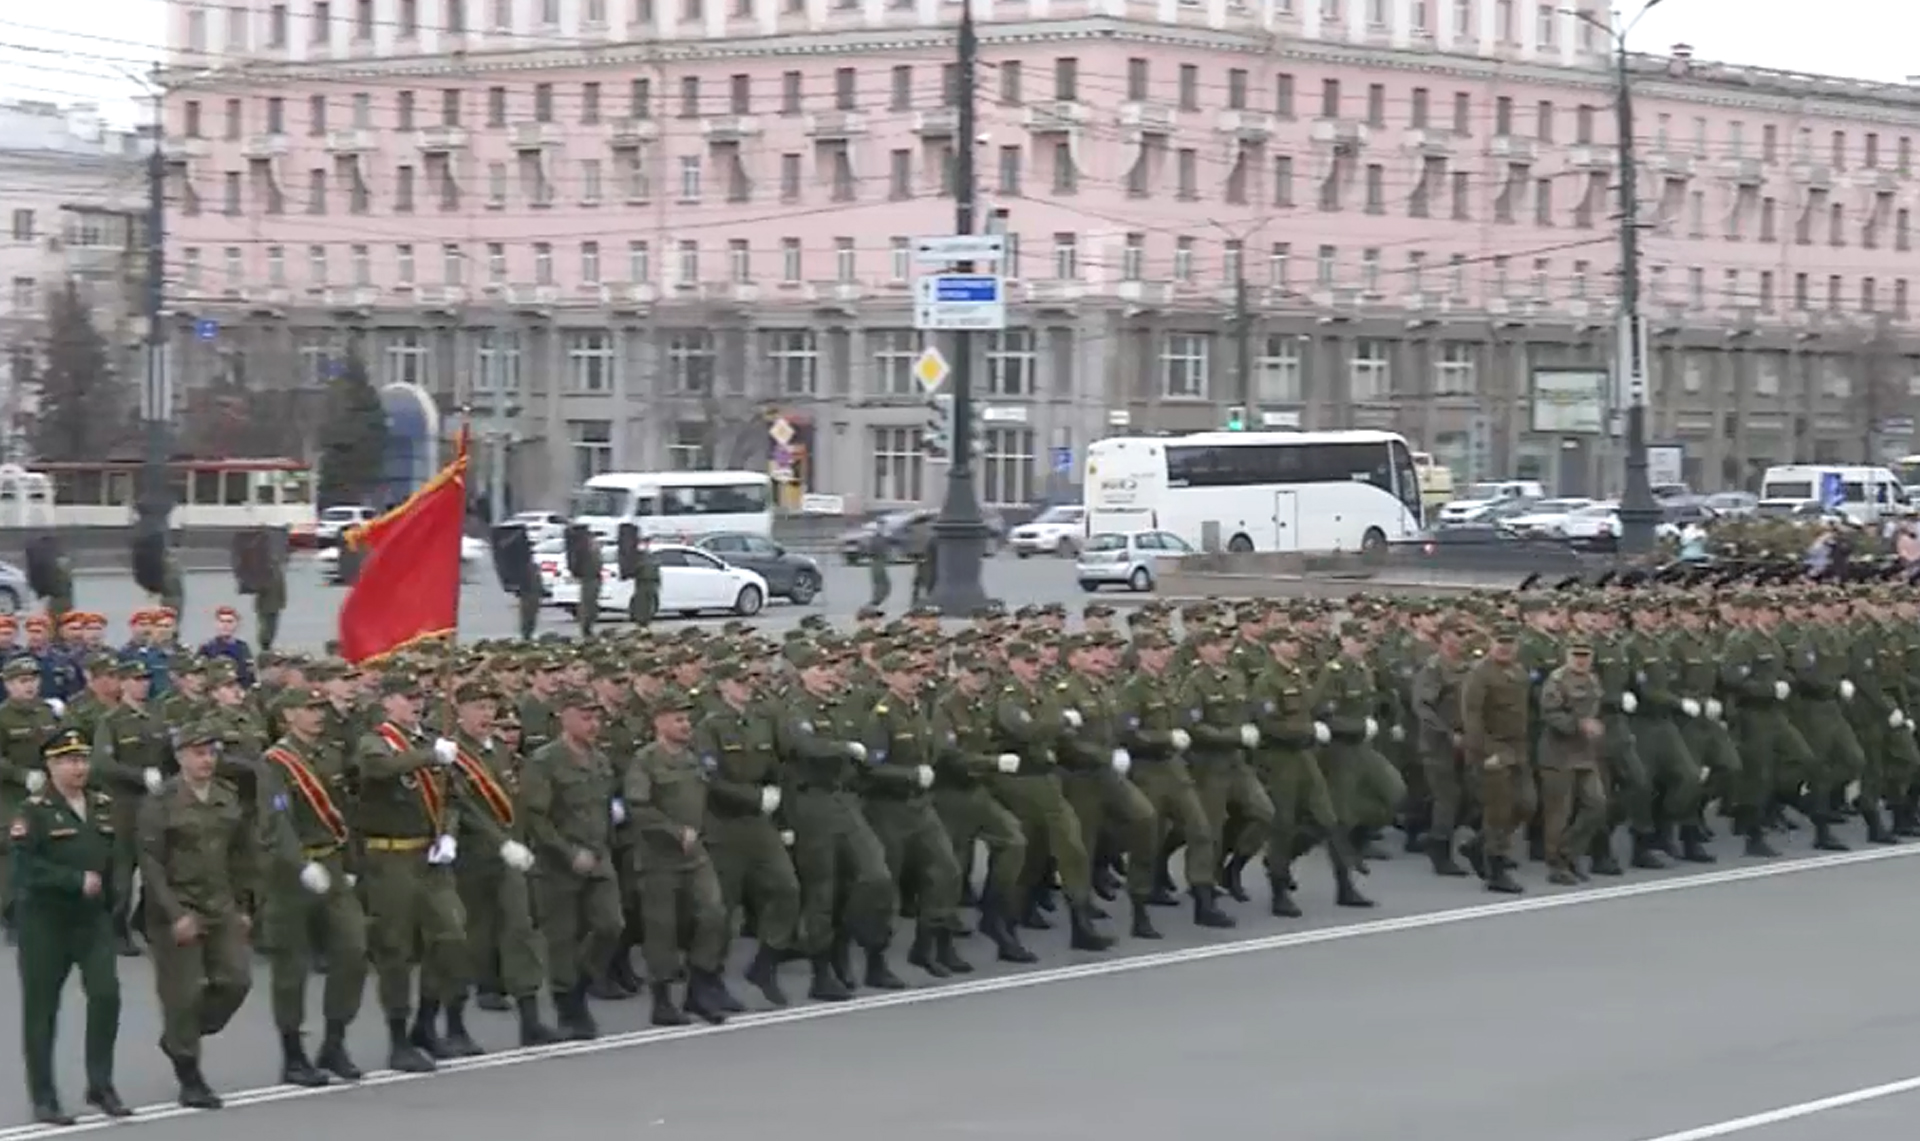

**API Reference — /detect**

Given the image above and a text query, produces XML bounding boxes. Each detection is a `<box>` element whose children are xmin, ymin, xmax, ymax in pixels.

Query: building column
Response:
<box><xmin>540</xmin><ymin>322</ymin><xmax>568</xmax><ymax>503</ymax></box>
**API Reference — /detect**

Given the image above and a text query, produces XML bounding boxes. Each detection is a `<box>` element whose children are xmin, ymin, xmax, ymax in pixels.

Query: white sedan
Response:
<box><xmin>547</xmin><ymin>542</ymin><xmax>769</xmax><ymax>619</ymax></box>
<box><xmin>1009</xmin><ymin>505</ymin><xmax>1086</xmax><ymax>558</ymax></box>
<box><xmin>1497</xmin><ymin>498</ymin><xmax>1594</xmax><ymax>539</ymax></box>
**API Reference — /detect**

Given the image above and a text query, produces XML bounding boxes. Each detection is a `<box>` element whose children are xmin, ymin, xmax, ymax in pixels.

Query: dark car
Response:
<box><xmin>838</xmin><ymin>508</ymin><xmax>1007</xmax><ymax>564</ymax></box>
<box><xmin>695</xmin><ymin>532</ymin><xmax>824</xmax><ymax>605</ymax></box>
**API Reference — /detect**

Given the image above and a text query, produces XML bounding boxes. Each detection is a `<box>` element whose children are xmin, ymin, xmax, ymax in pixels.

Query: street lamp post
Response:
<box><xmin>134</xmin><ymin>71</ymin><xmax>174</xmax><ymax>543</ymax></box>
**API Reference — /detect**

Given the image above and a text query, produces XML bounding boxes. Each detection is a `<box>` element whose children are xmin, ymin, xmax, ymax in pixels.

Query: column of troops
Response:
<box><xmin>6</xmin><ymin>565</ymin><xmax>1920</xmax><ymax>1126</ymax></box>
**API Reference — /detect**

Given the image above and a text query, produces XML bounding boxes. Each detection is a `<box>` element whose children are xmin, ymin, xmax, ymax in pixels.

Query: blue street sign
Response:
<box><xmin>931</xmin><ymin>275</ymin><xmax>1000</xmax><ymax>303</ymax></box>
<box><xmin>1052</xmin><ymin>445</ymin><xmax>1073</xmax><ymax>475</ymax></box>
<box><xmin>194</xmin><ymin>318</ymin><xmax>219</xmax><ymax>341</ymax></box>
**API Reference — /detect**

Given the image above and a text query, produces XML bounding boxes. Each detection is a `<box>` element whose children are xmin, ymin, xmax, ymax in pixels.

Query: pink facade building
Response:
<box><xmin>161</xmin><ymin>0</ymin><xmax>1920</xmax><ymax>508</ymax></box>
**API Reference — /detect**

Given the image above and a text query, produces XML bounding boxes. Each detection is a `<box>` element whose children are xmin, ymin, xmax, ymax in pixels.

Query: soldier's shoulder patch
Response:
<box><xmin>1055</xmin><ymin>681</ymin><xmax>1070</xmax><ymax>692</ymax></box>
<box><xmin>271</xmin><ymin>792</ymin><xmax>289</xmax><ymax>812</ymax></box>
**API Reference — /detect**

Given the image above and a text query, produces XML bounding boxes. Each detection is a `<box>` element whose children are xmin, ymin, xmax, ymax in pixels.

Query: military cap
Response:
<box><xmin>708</xmin><ymin>659</ymin><xmax>747</xmax><ymax>681</ymax></box>
<box><xmin>1005</xmin><ymin>641</ymin><xmax>1041</xmax><ymax>661</ymax></box>
<box><xmin>115</xmin><ymin>658</ymin><xmax>150</xmax><ymax>680</ymax></box>
<box><xmin>553</xmin><ymin>687</ymin><xmax>599</xmax><ymax>711</ymax></box>
<box><xmin>876</xmin><ymin>650</ymin><xmax>915</xmax><ymax>673</ymax></box>
<box><xmin>785</xmin><ymin>643</ymin><xmax>828</xmax><ymax>668</ymax></box>
<box><xmin>1082</xmin><ymin>602</ymin><xmax>1115</xmax><ymax>618</ymax></box>
<box><xmin>651</xmin><ymin>687</ymin><xmax>696</xmax><ymax>715</ymax></box>
<box><xmin>42</xmin><ymin>728</ymin><xmax>88</xmax><ymax>761</ymax></box>
<box><xmin>908</xmin><ymin>603</ymin><xmax>942</xmax><ymax>619</ymax></box>
<box><xmin>273</xmin><ymin>685</ymin><xmax>329</xmax><ymax>712</ymax></box>
<box><xmin>174</xmin><ymin>720</ymin><xmax>222</xmax><ymax>748</ymax></box>
<box><xmin>2</xmin><ymin>656</ymin><xmax>36</xmax><ymax>680</ymax></box>
<box><xmin>1566</xmin><ymin>635</ymin><xmax>1594</xmax><ymax>653</ymax></box>
<box><xmin>204</xmin><ymin>660</ymin><xmax>241</xmax><ymax>686</ymax></box>
<box><xmin>378</xmin><ymin>673</ymin><xmax>423</xmax><ymax>697</ymax></box>
<box><xmin>82</xmin><ymin>650</ymin><xmax>116</xmax><ymax>674</ymax></box>
<box><xmin>453</xmin><ymin>680</ymin><xmax>497</xmax><ymax>705</ymax></box>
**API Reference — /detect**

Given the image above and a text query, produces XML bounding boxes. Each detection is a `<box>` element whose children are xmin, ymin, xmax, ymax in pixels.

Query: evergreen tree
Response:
<box><xmin>29</xmin><ymin>281</ymin><xmax>129</xmax><ymax>461</ymax></box>
<box><xmin>316</xmin><ymin>350</ymin><xmax>388</xmax><ymax>506</ymax></box>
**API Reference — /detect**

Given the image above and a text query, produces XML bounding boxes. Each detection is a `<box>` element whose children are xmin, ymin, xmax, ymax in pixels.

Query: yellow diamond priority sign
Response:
<box><xmin>912</xmin><ymin>346</ymin><xmax>950</xmax><ymax>393</ymax></box>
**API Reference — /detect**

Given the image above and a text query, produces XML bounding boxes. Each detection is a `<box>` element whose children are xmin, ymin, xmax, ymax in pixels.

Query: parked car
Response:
<box><xmin>839</xmin><ymin>508</ymin><xmax>1006</xmax><ymax>564</ymax></box>
<box><xmin>1076</xmin><ymin>530</ymin><xmax>1193</xmax><ymax>592</ymax></box>
<box><xmin>505</xmin><ymin>510</ymin><xmax>569</xmax><ymax>546</ymax></box>
<box><xmin>319</xmin><ymin>534</ymin><xmax>488</xmax><ymax>584</ymax></box>
<box><xmin>1704</xmin><ymin>491</ymin><xmax>1758</xmax><ymax>518</ymax></box>
<box><xmin>0</xmin><ymin>559</ymin><xmax>28</xmax><ymax>613</ymax></box>
<box><xmin>548</xmin><ymin>542</ymin><xmax>770</xmax><ymax>619</ymax></box>
<box><xmin>694</xmin><ymin>532</ymin><xmax>823</xmax><ymax>605</ymax></box>
<box><xmin>1434</xmin><ymin>481</ymin><xmax>1546</xmax><ymax>527</ymax></box>
<box><xmin>1495</xmin><ymin>497</ymin><xmax>1594</xmax><ymax>539</ymax></box>
<box><xmin>1009</xmin><ymin>505</ymin><xmax>1086</xmax><ymax>558</ymax></box>
<box><xmin>314</xmin><ymin>505</ymin><xmax>375</xmax><ymax>547</ymax></box>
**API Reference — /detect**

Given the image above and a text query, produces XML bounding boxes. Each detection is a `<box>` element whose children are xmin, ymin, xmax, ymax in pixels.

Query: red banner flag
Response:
<box><xmin>336</xmin><ymin>429</ymin><xmax>469</xmax><ymax>663</ymax></box>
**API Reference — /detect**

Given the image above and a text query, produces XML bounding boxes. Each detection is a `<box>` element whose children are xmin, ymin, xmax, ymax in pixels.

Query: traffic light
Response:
<box><xmin>923</xmin><ymin>393</ymin><xmax>954</xmax><ymax>459</ymax></box>
<box><xmin>1226</xmin><ymin>405</ymin><xmax>1247</xmax><ymax>431</ymax></box>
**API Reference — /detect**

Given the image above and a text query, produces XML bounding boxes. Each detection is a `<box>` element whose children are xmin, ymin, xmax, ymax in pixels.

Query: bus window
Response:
<box><xmin>105</xmin><ymin>471</ymin><xmax>133</xmax><ymax>506</ymax></box>
<box><xmin>224</xmin><ymin>471</ymin><xmax>251</xmax><ymax>505</ymax></box>
<box><xmin>193</xmin><ymin>469</ymin><xmax>222</xmax><ymax>505</ymax></box>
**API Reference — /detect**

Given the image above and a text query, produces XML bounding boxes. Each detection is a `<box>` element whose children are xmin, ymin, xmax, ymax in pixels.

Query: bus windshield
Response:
<box><xmin>571</xmin><ymin>486</ymin><xmax>629</xmax><ymax>517</ymax></box>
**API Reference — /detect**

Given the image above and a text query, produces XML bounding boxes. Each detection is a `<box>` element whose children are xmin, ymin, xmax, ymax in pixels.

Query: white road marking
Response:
<box><xmin>3</xmin><ymin>842</ymin><xmax>1915</xmax><ymax>1140</ymax></box>
<box><xmin>1633</xmin><ymin>1075</ymin><xmax>1920</xmax><ymax>1140</ymax></box>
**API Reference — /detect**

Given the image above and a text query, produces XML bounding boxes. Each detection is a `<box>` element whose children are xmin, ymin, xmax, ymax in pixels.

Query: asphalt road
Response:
<box><xmin>3</xmin><ymin>829</ymin><xmax>1919</xmax><ymax>1140</ymax></box>
<box><xmin>60</xmin><ymin>553</ymin><xmax>1098</xmax><ymax>650</ymax></box>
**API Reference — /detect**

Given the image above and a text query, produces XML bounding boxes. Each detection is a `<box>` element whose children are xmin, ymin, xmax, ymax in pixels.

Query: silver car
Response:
<box><xmin>1075</xmin><ymin>530</ymin><xmax>1192</xmax><ymax>592</ymax></box>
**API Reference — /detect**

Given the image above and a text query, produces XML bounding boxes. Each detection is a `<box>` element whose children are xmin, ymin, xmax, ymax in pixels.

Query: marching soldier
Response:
<box><xmin>137</xmin><ymin>719</ymin><xmax>261</xmax><ymax>1110</ymax></box>
<box><xmin>1460</xmin><ymin>627</ymin><xmax>1537</xmax><ymax>894</ymax></box>
<box><xmin>628</xmin><ymin>535</ymin><xmax>660</xmax><ymax>627</ymax></box>
<box><xmin>1538</xmin><ymin>638</ymin><xmax>1610</xmax><ymax>884</ymax></box>
<box><xmin>92</xmin><ymin>659</ymin><xmax>167</xmax><ymax>957</ymax></box>
<box><xmin>14</xmin><ymin>730</ymin><xmax>133</xmax><ymax>1125</ymax></box>
<box><xmin>259</xmin><ymin>685</ymin><xmax>369</xmax><ymax>1086</ymax></box>
<box><xmin>0</xmin><ymin>654</ymin><xmax>58</xmax><ymax>943</ymax></box>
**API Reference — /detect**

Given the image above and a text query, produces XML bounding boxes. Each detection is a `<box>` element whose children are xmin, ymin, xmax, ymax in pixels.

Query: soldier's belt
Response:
<box><xmin>363</xmin><ymin>836</ymin><xmax>431</xmax><ymax>853</ymax></box>
<box><xmin>302</xmin><ymin>843</ymin><xmax>343</xmax><ymax>861</ymax></box>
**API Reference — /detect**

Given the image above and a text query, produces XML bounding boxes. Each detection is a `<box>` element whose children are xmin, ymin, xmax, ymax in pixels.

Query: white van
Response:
<box><xmin>569</xmin><ymin>470</ymin><xmax>776</xmax><ymax>542</ymax></box>
<box><xmin>1757</xmin><ymin>464</ymin><xmax>1909</xmax><ymax>525</ymax></box>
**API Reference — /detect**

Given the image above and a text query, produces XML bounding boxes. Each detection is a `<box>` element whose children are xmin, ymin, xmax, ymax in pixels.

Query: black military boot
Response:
<box><xmin>649</xmin><ymin>981</ymin><xmax>691</xmax><ymax>1027</ymax></box>
<box><xmin>516</xmin><ymin>995</ymin><xmax>560</xmax><ymax>1046</ymax></box>
<box><xmin>83</xmin><ymin>1086</ymin><xmax>132</xmax><ymax>1118</ymax></box>
<box><xmin>1678</xmin><ymin>824</ymin><xmax>1718</xmax><ymax>863</ymax></box>
<box><xmin>1352</xmin><ymin>827</ymin><xmax>1391</xmax><ymax>863</ymax></box>
<box><xmin>1651</xmin><ymin>823</ymin><xmax>1678</xmax><ymax>858</ymax></box>
<box><xmin>1427</xmin><ymin>836</ymin><xmax>1469</xmax><ymax>877</ymax></box>
<box><xmin>1130</xmin><ymin>897</ymin><xmax>1164</xmax><ymax>939</ymax></box>
<box><xmin>1861</xmin><ymin>799</ymin><xmax>1899</xmax><ymax>845</ymax></box>
<box><xmin>682</xmin><ymin>971</ymin><xmax>729</xmax><ymax>1026</ymax></box>
<box><xmin>1526</xmin><ymin>820</ymin><xmax>1547</xmax><ymax>863</ymax></box>
<box><xmin>568</xmin><ymin>982</ymin><xmax>599</xmax><ymax>1039</ymax></box>
<box><xmin>1147</xmin><ymin>839</ymin><xmax>1182</xmax><ymax>906</ymax></box>
<box><xmin>385</xmin><ymin>1017</ymin><xmax>436</xmax><ymax>1073</ymax></box>
<box><xmin>1191</xmin><ymin>884</ymin><xmax>1237</xmax><ymax>929</ymax></box>
<box><xmin>475</xmin><ymin>988</ymin><xmax>511</xmax><ymax>1012</ymax></box>
<box><xmin>316</xmin><ymin>1019</ymin><xmax>362</xmax><ymax>1080</ymax></box>
<box><xmin>1330</xmin><ymin>847</ymin><xmax>1375</xmax><ymax>909</ymax></box>
<box><xmin>1268</xmin><ymin>876</ymin><xmax>1303</xmax><ymax>918</ymax></box>
<box><xmin>408</xmin><ymin>999</ymin><xmax>453</xmax><ymax>1060</ymax></box>
<box><xmin>1460</xmin><ymin>834</ymin><xmax>1488</xmax><ymax>880</ymax></box>
<box><xmin>31</xmin><ymin>1096</ymin><xmax>74</xmax><ymax>1126</ymax></box>
<box><xmin>808</xmin><ymin>956</ymin><xmax>854</xmax><ymax>1002</ymax></box>
<box><xmin>279</xmin><ymin>1030</ymin><xmax>331</xmax><ymax>1087</ymax></box>
<box><xmin>1068</xmin><ymin>902</ymin><xmax>1116</xmax><ymax>952</ymax></box>
<box><xmin>829</xmin><ymin>936</ymin><xmax>859</xmax><ymax>992</ymax></box>
<box><xmin>980</xmin><ymin>895</ymin><xmax>1039</xmax><ymax>964</ymax></box>
<box><xmin>933</xmin><ymin>930</ymin><xmax>973</xmax><ymax>974</ymax></box>
<box><xmin>1892</xmin><ymin>797</ymin><xmax>1920</xmax><ymax>837</ymax></box>
<box><xmin>1484</xmin><ymin>859</ymin><xmax>1524</xmax><ymax>894</ymax></box>
<box><xmin>1741</xmin><ymin>813</ymin><xmax>1780</xmax><ymax>858</ymax></box>
<box><xmin>1589</xmin><ymin>834</ymin><xmax>1624</xmax><ymax>876</ymax></box>
<box><xmin>1812</xmin><ymin>817</ymin><xmax>1850</xmax><ymax>852</ymax></box>
<box><xmin>864</xmin><ymin>947</ymin><xmax>908</xmax><ymax>990</ymax></box>
<box><xmin>1218</xmin><ymin>854</ymin><xmax>1252</xmax><ymax>903</ymax></box>
<box><xmin>443</xmin><ymin>1000</ymin><xmax>486</xmax><ymax>1058</ymax></box>
<box><xmin>172</xmin><ymin>1053</ymin><xmax>224</xmax><ymax>1111</ymax></box>
<box><xmin>1629</xmin><ymin>831</ymin><xmax>1668</xmax><ymax>870</ymax></box>
<box><xmin>744</xmin><ymin>945</ymin><xmax>791</xmax><ymax>1007</ymax></box>
<box><xmin>1018</xmin><ymin>897</ymin><xmax>1054</xmax><ymax>930</ymax></box>
<box><xmin>906</xmin><ymin>924</ymin><xmax>949</xmax><ymax>978</ymax></box>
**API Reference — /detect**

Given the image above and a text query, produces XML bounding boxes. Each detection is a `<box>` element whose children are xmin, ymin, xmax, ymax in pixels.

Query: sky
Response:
<box><xmin>0</xmin><ymin>0</ymin><xmax>1914</xmax><ymax>128</ymax></box>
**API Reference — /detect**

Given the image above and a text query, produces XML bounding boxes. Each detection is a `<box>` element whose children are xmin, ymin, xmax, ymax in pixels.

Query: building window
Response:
<box><xmin>986</xmin><ymin>329</ymin><xmax>1036</xmax><ymax>397</ymax></box>
<box><xmin>1160</xmin><ymin>333</ymin><xmax>1209</xmax><ymax>399</ymax></box>
<box><xmin>871</xmin><ymin>329</ymin><xmax>922</xmax><ymax>397</ymax></box>
<box><xmin>675</xmin><ymin>240</ymin><xmax>699</xmax><ymax>286</ymax></box>
<box><xmin>665</xmin><ymin>331</ymin><xmax>715</xmax><ymax>394</ymax></box>
<box><xmin>566</xmin><ymin>330</ymin><xmax>615</xmax><ymax>393</ymax></box>
<box><xmin>1350</xmin><ymin>338</ymin><xmax>1390</xmax><ymax>401</ymax></box>
<box><xmin>981</xmin><ymin>428</ymin><xmax>1034</xmax><ymax>507</ymax></box>
<box><xmin>383</xmin><ymin>330</ymin><xmax>430</xmax><ymax>387</ymax></box>
<box><xmin>1433</xmin><ymin>341</ymin><xmax>1475</xmax><ymax>396</ymax></box>
<box><xmin>1256</xmin><ymin>335</ymin><xmax>1302</xmax><ymax>403</ymax></box>
<box><xmin>768</xmin><ymin>329</ymin><xmax>818</xmax><ymax>395</ymax></box>
<box><xmin>871</xmin><ymin>426</ymin><xmax>923</xmax><ymax>503</ymax></box>
<box><xmin>668</xmin><ymin>422</ymin><xmax>711</xmax><ymax>471</ymax></box>
<box><xmin>568</xmin><ymin>420</ymin><xmax>614</xmax><ymax>483</ymax></box>
<box><xmin>474</xmin><ymin>330</ymin><xmax>521</xmax><ymax>393</ymax></box>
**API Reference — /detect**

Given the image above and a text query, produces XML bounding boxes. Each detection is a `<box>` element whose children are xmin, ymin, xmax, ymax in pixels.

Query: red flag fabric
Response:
<box><xmin>336</xmin><ymin>430</ymin><xmax>469</xmax><ymax>663</ymax></box>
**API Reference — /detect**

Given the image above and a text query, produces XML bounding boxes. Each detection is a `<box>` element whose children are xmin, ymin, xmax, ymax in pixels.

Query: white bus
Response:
<box><xmin>569</xmin><ymin>470</ymin><xmax>776</xmax><ymax>542</ymax></box>
<box><xmin>1084</xmin><ymin>430</ymin><xmax>1425</xmax><ymax>555</ymax></box>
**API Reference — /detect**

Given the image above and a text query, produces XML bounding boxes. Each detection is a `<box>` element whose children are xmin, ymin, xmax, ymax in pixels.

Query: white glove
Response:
<box><xmin>995</xmin><ymin>752</ymin><xmax>1021</xmax><ymax>774</ymax></box>
<box><xmin>1907</xmin><ymin>719</ymin><xmax>1916</xmax><ymax>736</ymax></box>
<box><xmin>498</xmin><ymin>839</ymin><xmax>535</xmax><ymax>871</ymax></box>
<box><xmin>44</xmin><ymin>698</ymin><xmax>63</xmax><ymax>717</ymax></box>
<box><xmin>426</xmin><ymin>834</ymin><xmax>457</xmax><ymax>865</ymax></box>
<box><xmin>1110</xmin><ymin>748</ymin><xmax>1132</xmax><ymax>776</ymax></box>
<box><xmin>1840</xmin><ymin>679</ymin><xmax>1857</xmax><ymax>702</ymax></box>
<box><xmin>609</xmin><ymin>797</ymin><xmax>628</xmax><ymax>825</ymax></box>
<box><xmin>846</xmin><ymin>742</ymin><xmax>868</xmax><ymax>762</ymax></box>
<box><xmin>758</xmin><ymin>785</ymin><xmax>782</xmax><ymax>815</ymax></box>
<box><xmin>24</xmin><ymin>769</ymin><xmax>44</xmax><ymax>794</ymax></box>
<box><xmin>1238</xmin><ymin>724</ymin><xmax>1260</xmax><ymax>749</ymax></box>
<box><xmin>1774</xmin><ymin>680</ymin><xmax>1791</xmax><ymax>701</ymax></box>
<box><xmin>1620</xmin><ymin>692</ymin><xmax>1639</xmax><ymax>715</ymax></box>
<box><xmin>1363</xmin><ymin>717</ymin><xmax>1379</xmax><ymax>741</ymax></box>
<box><xmin>1168</xmin><ymin>728</ymin><xmax>1191</xmax><ymax>752</ymax></box>
<box><xmin>345</xmin><ymin>873</ymin><xmax>358</xmax><ymax>889</ymax></box>
<box><xmin>1390</xmin><ymin>724</ymin><xmax>1406</xmax><ymax>742</ymax></box>
<box><xmin>1706</xmin><ymin>698</ymin><xmax>1723</xmax><ymax>721</ymax></box>
<box><xmin>298</xmin><ymin>861</ymin><xmax>331</xmax><ymax>894</ymax></box>
<box><xmin>433</xmin><ymin>737</ymin><xmax>458</xmax><ymax>765</ymax></box>
<box><xmin>914</xmin><ymin>764</ymin><xmax>935</xmax><ymax>790</ymax></box>
<box><xmin>1313</xmin><ymin>721</ymin><xmax>1332</xmax><ymax>745</ymax></box>
<box><xmin>1699</xmin><ymin>765</ymin><xmax>1712</xmax><ymax>783</ymax></box>
<box><xmin>1891</xmin><ymin>710</ymin><xmax>1907</xmax><ymax>730</ymax></box>
<box><xmin>1062</xmin><ymin>708</ymin><xmax>1084</xmax><ymax>730</ymax></box>
<box><xmin>142</xmin><ymin>766</ymin><xmax>164</xmax><ymax>793</ymax></box>
<box><xmin>778</xmin><ymin>829</ymin><xmax>795</xmax><ymax>847</ymax></box>
<box><xmin>1680</xmin><ymin>698</ymin><xmax>1701</xmax><ymax>719</ymax></box>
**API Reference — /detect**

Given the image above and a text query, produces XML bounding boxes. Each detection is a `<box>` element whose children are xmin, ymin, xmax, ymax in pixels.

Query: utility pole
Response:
<box><xmin>1233</xmin><ymin>269</ymin><xmax>1253</xmax><ymax>427</ymax></box>
<box><xmin>1606</xmin><ymin>2</ymin><xmax>1663</xmax><ymax>555</ymax></box>
<box><xmin>928</xmin><ymin>0</ymin><xmax>994</xmax><ymax>616</ymax></box>
<box><xmin>134</xmin><ymin>71</ymin><xmax>173</xmax><ymax>540</ymax></box>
